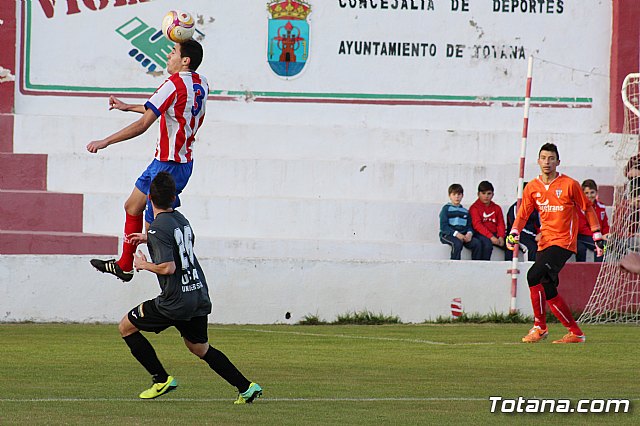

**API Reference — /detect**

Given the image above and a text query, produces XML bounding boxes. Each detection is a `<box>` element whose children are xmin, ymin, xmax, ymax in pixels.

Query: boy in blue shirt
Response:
<box><xmin>439</xmin><ymin>183</ymin><xmax>482</xmax><ymax>260</ymax></box>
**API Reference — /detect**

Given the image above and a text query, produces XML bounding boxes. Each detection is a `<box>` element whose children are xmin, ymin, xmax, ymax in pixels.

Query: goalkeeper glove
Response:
<box><xmin>593</xmin><ymin>231</ymin><xmax>605</xmax><ymax>257</ymax></box>
<box><xmin>506</xmin><ymin>230</ymin><xmax>519</xmax><ymax>251</ymax></box>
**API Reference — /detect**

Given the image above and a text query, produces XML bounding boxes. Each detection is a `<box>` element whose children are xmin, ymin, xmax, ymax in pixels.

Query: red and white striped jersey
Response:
<box><xmin>145</xmin><ymin>71</ymin><xmax>209</xmax><ymax>163</ymax></box>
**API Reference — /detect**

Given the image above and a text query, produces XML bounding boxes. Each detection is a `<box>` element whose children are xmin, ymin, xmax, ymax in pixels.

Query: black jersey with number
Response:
<box><xmin>147</xmin><ymin>210</ymin><xmax>212</xmax><ymax>320</ymax></box>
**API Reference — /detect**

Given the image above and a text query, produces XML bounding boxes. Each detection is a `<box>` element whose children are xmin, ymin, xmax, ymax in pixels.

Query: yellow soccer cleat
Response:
<box><xmin>552</xmin><ymin>332</ymin><xmax>586</xmax><ymax>344</ymax></box>
<box><xmin>234</xmin><ymin>382</ymin><xmax>263</xmax><ymax>404</ymax></box>
<box><xmin>521</xmin><ymin>326</ymin><xmax>548</xmax><ymax>343</ymax></box>
<box><xmin>139</xmin><ymin>376</ymin><xmax>178</xmax><ymax>399</ymax></box>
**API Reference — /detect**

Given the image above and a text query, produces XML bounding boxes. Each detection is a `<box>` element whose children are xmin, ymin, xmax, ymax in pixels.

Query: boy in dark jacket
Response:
<box><xmin>439</xmin><ymin>183</ymin><xmax>482</xmax><ymax>260</ymax></box>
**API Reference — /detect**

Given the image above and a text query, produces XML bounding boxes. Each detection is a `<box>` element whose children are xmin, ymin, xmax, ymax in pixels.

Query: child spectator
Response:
<box><xmin>624</xmin><ymin>154</ymin><xmax>640</xmax><ymax>179</ymax></box>
<box><xmin>609</xmin><ymin>176</ymin><xmax>640</xmax><ymax>255</ymax></box>
<box><xmin>576</xmin><ymin>179</ymin><xmax>610</xmax><ymax>262</ymax></box>
<box><xmin>439</xmin><ymin>183</ymin><xmax>482</xmax><ymax>260</ymax></box>
<box><xmin>505</xmin><ymin>182</ymin><xmax>540</xmax><ymax>261</ymax></box>
<box><xmin>469</xmin><ymin>181</ymin><xmax>506</xmax><ymax>260</ymax></box>
<box><xmin>582</xmin><ymin>179</ymin><xmax>610</xmax><ymax>236</ymax></box>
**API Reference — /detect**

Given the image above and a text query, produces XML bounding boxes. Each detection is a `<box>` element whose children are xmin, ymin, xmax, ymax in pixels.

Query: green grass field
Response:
<box><xmin>1</xmin><ymin>323</ymin><xmax>639</xmax><ymax>425</ymax></box>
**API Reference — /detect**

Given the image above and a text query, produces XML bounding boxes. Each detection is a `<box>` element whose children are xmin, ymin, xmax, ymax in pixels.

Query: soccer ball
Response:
<box><xmin>161</xmin><ymin>10</ymin><xmax>195</xmax><ymax>43</ymax></box>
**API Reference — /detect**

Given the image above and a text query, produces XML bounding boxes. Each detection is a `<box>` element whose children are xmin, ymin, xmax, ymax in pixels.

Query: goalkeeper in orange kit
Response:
<box><xmin>507</xmin><ymin>143</ymin><xmax>605</xmax><ymax>344</ymax></box>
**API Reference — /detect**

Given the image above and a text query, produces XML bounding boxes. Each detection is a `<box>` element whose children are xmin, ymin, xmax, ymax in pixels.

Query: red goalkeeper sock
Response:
<box><xmin>529</xmin><ymin>284</ymin><xmax>547</xmax><ymax>330</ymax></box>
<box><xmin>548</xmin><ymin>295</ymin><xmax>583</xmax><ymax>336</ymax></box>
<box><xmin>116</xmin><ymin>212</ymin><xmax>143</xmax><ymax>273</ymax></box>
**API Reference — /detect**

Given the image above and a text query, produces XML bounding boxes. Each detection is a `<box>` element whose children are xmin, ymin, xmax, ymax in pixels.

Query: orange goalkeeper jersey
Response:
<box><xmin>511</xmin><ymin>174</ymin><xmax>600</xmax><ymax>253</ymax></box>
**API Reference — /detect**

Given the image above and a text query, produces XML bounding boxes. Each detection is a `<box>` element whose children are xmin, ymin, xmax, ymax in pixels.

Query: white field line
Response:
<box><xmin>2</xmin><ymin>397</ymin><xmax>638</xmax><ymax>403</ymax></box>
<box><xmin>214</xmin><ymin>327</ymin><xmax>498</xmax><ymax>346</ymax></box>
<box><xmin>0</xmin><ymin>397</ymin><xmax>486</xmax><ymax>403</ymax></box>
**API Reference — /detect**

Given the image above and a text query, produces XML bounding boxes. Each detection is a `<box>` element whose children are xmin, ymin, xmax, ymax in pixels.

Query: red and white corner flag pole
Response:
<box><xmin>510</xmin><ymin>55</ymin><xmax>534</xmax><ymax>314</ymax></box>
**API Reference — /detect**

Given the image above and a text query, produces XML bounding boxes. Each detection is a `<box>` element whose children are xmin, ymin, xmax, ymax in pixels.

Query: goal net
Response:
<box><xmin>579</xmin><ymin>73</ymin><xmax>640</xmax><ymax>324</ymax></box>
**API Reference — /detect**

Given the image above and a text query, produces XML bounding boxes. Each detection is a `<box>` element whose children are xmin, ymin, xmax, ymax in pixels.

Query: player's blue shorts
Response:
<box><xmin>135</xmin><ymin>159</ymin><xmax>193</xmax><ymax>223</ymax></box>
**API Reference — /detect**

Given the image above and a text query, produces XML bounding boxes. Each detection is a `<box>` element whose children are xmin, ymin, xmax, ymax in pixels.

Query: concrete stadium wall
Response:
<box><xmin>0</xmin><ymin>256</ymin><xmax>600</xmax><ymax>324</ymax></box>
<box><xmin>0</xmin><ymin>255</ymin><xmax>535</xmax><ymax>324</ymax></box>
<box><xmin>0</xmin><ymin>1</ymin><xmax>631</xmax><ymax>322</ymax></box>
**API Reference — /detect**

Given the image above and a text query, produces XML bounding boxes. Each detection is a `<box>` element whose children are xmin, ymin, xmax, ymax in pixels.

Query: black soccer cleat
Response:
<box><xmin>90</xmin><ymin>258</ymin><xmax>134</xmax><ymax>282</ymax></box>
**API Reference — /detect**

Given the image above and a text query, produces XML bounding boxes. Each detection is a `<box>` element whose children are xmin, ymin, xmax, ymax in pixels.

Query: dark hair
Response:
<box><xmin>581</xmin><ymin>179</ymin><xmax>598</xmax><ymax>191</ymax></box>
<box><xmin>180</xmin><ymin>39</ymin><xmax>203</xmax><ymax>71</ymax></box>
<box><xmin>149</xmin><ymin>171</ymin><xmax>176</xmax><ymax>210</ymax></box>
<box><xmin>539</xmin><ymin>143</ymin><xmax>559</xmax><ymax>160</ymax></box>
<box><xmin>477</xmin><ymin>181</ymin><xmax>494</xmax><ymax>193</ymax></box>
<box><xmin>624</xmin><ymin>154</ymin><xmax>640</xmax><ymax>176</ymax></box>
<box><xmin>448</xmin><ymin>183</ymin><xmax>463</xmax><ymax>195</ymax></box>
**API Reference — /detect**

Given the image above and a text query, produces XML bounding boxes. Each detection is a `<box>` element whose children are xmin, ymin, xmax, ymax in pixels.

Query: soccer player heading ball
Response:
<box><xmin>506</xmin><ymin>143</ymin><xmax>605</xmax><ymax>344</ymax></box>
<box><xmin>87</xmin><ymin>39</ymin><xmax>208</xmax><ymax>282</ymax></box>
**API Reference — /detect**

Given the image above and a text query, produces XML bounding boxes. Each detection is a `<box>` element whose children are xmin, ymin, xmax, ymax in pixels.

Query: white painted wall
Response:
<box><xmin>0</xmin><ymin>255</ymin><xmax>533</xmax><ymax>324</ymax></box>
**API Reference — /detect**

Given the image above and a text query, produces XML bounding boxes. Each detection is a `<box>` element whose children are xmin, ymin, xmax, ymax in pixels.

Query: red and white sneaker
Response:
<box><xmin>522</xmin><ymin>326</ymin><xmax>548</xmax><ymax>343</ymax></box>
<box><xmin>552</xmin><ymin>332</ymin><xmax>586</xmax><ymax>344</ymax></box>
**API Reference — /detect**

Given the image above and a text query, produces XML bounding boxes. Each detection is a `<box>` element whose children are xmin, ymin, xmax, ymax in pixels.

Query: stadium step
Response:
<box><xmin>0</xmin><ymin>113</ymin><xmax>13</xmax><ymax>152</ymax></box>
<box><xmin>188</xmin><ymin>236</ymin><xmax>511</xmax><ymax>262</ymax></box>
<box><xmin>0</xmin><ymin>156</ymin><xmax>119</xmax><ymax>254</ymax></box>
<box><xmin>0</xmin><ymin>189</ymin><xmax>84</xmax><ymax>232</ymax></box>
<box><xmin>0</xmin><ymin>105</ymin><xmax>118</xmax><ymax>254</ymax></box>
<box><xmin>15</xmin><ymin>114</ymin><xmax>618</xmax><ymax>164</ymax></box>
<box><xmin>0</xmin><ymin>230</ymin><xmax>118</xmax><ymax>255</ymax></box>
<box><xmin>0</xmin><ymin>153</ymin><xmax>47</xmax><ymax>190</ymax></box>
<box><xmin>84</xmin><ymin>192</ymin><xmax>439</xmax><ymax>241</ymax></box>
<box><xmin>43</xmin><ymin>153</ymin><xmax>615</xmax><ymax>206</ymax></box>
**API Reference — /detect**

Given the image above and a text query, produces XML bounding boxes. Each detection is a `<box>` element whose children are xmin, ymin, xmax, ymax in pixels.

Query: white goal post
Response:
<box><xmin>621</xmin><ymin>73</ymin><xmax>640</xmax><ymax>121</ymax></box>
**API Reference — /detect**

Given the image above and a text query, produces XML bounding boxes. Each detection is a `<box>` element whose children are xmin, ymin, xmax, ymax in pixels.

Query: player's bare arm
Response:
<box><xmin>127</xmin><ymin>232</ymin><xmax>147</xmax><ymax>245</ymax></box>
<box><xmin>109</xmin><ymin>96</ymin><xmax>146</xmax><ymax>113</ymax></box>
<box><xmin>86</xmin><ymin>108</ymin><xmax>158</xmax><ymax>153</ymax></box>
<box><xmin>133</xmin><ymin>250</ymin><xmax>176</xmax><ymax>275</ymax></box>
<box><xmin>620</xmin><ymin>252</ymin><xmax>640</xmax><ymax>274</ymax></box>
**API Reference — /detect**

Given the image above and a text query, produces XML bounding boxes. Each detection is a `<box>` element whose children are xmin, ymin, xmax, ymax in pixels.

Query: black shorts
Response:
<box><xmin>527</xmin><ymin>245</ymin><xmax>573</xmax><ymax>288</ymax></box>
<box><xmin>127</xmin><ymin>299</ymin><xmax>209</xmax><ymax>344</ymax></box>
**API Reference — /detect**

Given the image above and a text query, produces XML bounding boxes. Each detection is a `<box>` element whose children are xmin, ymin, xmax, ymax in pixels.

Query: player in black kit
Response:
<box><xmin>119</xmin><ymin>171</ymin><xmax>262</xmax><ymax>404</ymax></box>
